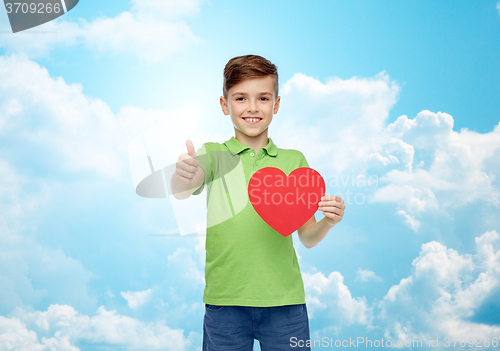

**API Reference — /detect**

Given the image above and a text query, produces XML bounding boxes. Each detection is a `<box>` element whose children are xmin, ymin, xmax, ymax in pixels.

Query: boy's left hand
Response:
<box><xmin>318</xmin><ymin>195</ymin><xmax>345</xmax><ymax>227</ymax></box>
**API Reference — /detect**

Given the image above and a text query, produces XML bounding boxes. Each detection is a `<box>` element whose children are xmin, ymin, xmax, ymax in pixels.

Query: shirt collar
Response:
<box><xmin>224</xmin><ymin>136</ymin><xmax>278</xmax><ymax>157</ymax></box>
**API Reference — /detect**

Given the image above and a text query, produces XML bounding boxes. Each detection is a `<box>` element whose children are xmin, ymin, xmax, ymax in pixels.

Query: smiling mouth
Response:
<box><xmin>242</xmin><ymin>117</ymin><xmax>262</xmax><ymax>123</ymax></box>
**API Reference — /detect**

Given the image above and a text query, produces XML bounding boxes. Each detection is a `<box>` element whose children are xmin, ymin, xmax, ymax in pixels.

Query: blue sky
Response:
<box><xmin>0</xmin><ymin>1</ymin><xmax>499</xmax><ymax>350</ymax></box>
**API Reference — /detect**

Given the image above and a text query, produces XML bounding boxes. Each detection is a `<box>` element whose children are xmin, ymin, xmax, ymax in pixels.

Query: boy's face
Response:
<box><xmin>220</xmin><ymin>75</ymin><xmax>280</xmax><ymax>141</ymax></box>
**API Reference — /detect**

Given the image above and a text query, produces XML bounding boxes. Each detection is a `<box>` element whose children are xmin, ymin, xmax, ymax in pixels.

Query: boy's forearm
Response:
<box><xmin>170</xmin><ymin>175</ymin><xmax>196</xmax><ymax>200</ymax></box>
<box><xmin>299</xmin><ymin>217</ymin><xmax>335</xmax><ymax>248</ymax></box>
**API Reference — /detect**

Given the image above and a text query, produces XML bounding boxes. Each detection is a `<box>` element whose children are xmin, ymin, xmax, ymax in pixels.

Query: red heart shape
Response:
<box><xmin>248</xmin><ymin>167</ymin><xmax>326</xmax><ymax>237</ymax></box>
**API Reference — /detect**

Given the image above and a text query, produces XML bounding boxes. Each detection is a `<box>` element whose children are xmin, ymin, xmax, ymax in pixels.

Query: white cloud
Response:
<box><xmin>0</xmin><ymin>51</ymin><xmax>210</xmax><ymax>301</ymax></box>
<box><xmin>114</xmin><ymin>250</ymin><xmax>204</xmax><ymax>313</ymax></box>
<box><xmin>79</xmin><ymin>11</ymin><xmax>200</xmax><ymax>64</ymax></box>
<box><xmin>3</xmin><ymin>304</ymin><xmax>198</xmax><ymax>351</ymax></box>
<box><xmin>355</xmin><ymin>269</ymin><xmax>382</xmax><ymax>283</ymax></box>
<box><xmin>0</xmin><ymin>17</ymin><xmax>81</xmax><ymax>57</ymax></box>
<box><xmin>167</xmin><ymin>248</ymin><xmax>205</xmax><ymax>286</ymax></box>
<box><xmin>0</xmin><ymin>233</ymin><xmax>97</xmax><ymax>315</ymax></box>
<box><xmin>0</xmin><ymin>0</ymin><xmax>204</xmax><ymax>63</ymax></box>
<box><xmin>395</xmin><ymin>208</ymin><xmax>421</xmax><ymax>232</ymax></box>
<box><xmin>109</xmin><ymin>249</ymin><xmax>205</xmax><ymax>324</ymax></box>
<box><xmin>303</xmin><ymin>268</ymin><xmax>372</xmax><ymax>326</ymax></box>
<box><xmin>378</xmin><ymin>231</ymin><xmax>500</xmax><ymax>348</ymax></box>
<box><xmin>3</xmin><ymin>51</ymin><xmax>500</xmax><ymax>351</ymax></box>
<box><xmin>277</xmin><ymin>72</ymin><xmax>500</xmax><ymax>231</ymax></box>
<box><xmin>0</xmin><ymin>156</ymin><xmax>97</xmax><ymax>316</ymax></box>
<box><xmin>371</xmin><ymin>111</ymin><xmax>500</xmax><ymax>225</ymax></box>
<box><xmin>121</xmin><ymin>289</ymin><xmax>153</xmax><ymax>310</ymax></box>
<box><xmin>0</xmin><ymin>53</ymin><xmax>124</xmax><ymax>178</ymax></box>
<box><xmin>277</xmin><ymin>71</ymin><xmax>400</xmax><ymax>174</ymax></box>
<box><xmin>0</xmin><ymin>53</ymin><xmax>211</xmax><ymax>345</ymax></box>
<box><xmin>497</xmin><ymin>2</ymin><xmax>500</xmax><ymax>15</ymax></box>
<box><xmin>0</xmin><ymin>316</ymin><xmax>46</xmax><ymax>351</ymax></box>
<box><xmin>0</xmin><ymin>53</ymin><xmax>207</xmax><ymax>181</ymax></box>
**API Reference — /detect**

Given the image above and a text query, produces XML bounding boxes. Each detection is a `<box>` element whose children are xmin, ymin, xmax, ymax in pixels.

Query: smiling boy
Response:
<box><xmin>171</xmin><ymin>55</ymin><xmax>345</xmax><ymax>351</ymax></box>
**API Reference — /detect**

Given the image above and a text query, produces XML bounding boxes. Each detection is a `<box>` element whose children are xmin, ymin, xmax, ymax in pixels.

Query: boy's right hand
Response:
<box><xmin>175</xmin><ymin>140</ymin><xmax>200</xmax><ymax>184</ymax></box>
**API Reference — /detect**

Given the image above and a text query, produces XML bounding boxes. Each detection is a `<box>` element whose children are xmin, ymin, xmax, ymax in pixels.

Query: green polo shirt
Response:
<box><xmin>192</xmin><ymin>136</ymin><xmax>309</xmax><ymax>307</ymax></box>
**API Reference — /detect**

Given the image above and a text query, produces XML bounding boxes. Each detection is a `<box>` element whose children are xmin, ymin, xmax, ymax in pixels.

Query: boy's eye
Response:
<box><xmin>234</xmin><ymin>96</ymin><xmax>269</xmax><ymax>101</ymax></box>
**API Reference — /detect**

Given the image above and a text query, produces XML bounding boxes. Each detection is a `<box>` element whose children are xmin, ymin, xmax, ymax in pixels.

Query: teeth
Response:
<box><xmin>245</xmin><ymin>118</ymin><xmax>260</xmax><ymax>122</ymax></box>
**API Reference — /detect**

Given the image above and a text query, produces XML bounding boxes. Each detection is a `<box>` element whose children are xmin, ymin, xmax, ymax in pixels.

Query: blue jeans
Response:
<box><xmin>203</xmin><ymin>303</ymin><xmax>311</xmax><ymax>351</ymax></box>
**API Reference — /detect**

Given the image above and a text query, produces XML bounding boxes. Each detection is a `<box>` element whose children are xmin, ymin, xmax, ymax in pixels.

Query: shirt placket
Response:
<box><xmin>246</xmin><ymin>149</ymin><xmax>267</xmax><ymax>183</ymax></box>
<box><xmin>253</xmin><ymin>149</ymin><xmax>265</xmax><ymax>170</ymax></box>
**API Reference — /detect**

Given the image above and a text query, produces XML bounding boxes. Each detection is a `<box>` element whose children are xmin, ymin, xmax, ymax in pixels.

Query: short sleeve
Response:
<box><xmin>299</xmin><ymin>151</ymin><xmax>309</xmax><ymax>168</ymax></box>
<box><xmin>192</xmin><ymin>143</ymin><xmax>213</xmax><ymax>195</ymax></box>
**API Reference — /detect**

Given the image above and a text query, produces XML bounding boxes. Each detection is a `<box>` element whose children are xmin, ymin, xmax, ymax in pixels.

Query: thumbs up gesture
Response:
<box><xmin>174</xmin><ymin>140</ymin><xmax>200</xmax><ymax>184</ymax></box>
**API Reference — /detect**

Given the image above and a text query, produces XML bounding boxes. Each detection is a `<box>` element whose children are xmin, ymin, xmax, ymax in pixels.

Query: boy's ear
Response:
<box><xmin>273</xmin><ymin>96</ymin><xmax>281</xmax><ymax>114</ymax></box>
<box><xmin>220</xmin><ymin>96</ymin><xmax>230</xmax><ymax>115</ymax></box>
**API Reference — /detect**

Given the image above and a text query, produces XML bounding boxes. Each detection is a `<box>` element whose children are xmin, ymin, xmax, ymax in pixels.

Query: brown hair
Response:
<box><xmin>223</xmin><ymin>55</ymin><xmax>278</xmax><ymax>99</ymax></box>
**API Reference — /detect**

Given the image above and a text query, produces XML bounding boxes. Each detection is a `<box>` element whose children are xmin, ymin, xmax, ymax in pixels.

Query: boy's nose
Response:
<box><xmin>247</xmin><ymin>101</ymin><xmax>259</xmax><ymax>112</ymax></box>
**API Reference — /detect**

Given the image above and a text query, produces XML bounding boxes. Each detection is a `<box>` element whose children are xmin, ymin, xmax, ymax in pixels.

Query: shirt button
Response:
<box><xmin>250</xmin><ymin>152</ymin><xmax>255</xmax><ymax>157</ymax></box>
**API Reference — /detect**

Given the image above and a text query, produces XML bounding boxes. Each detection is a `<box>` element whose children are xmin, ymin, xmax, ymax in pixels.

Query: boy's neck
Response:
<box><xmin>234</xmin><ymin>129</ymin><xmax>269</xmax><ymax>153</ymax></box>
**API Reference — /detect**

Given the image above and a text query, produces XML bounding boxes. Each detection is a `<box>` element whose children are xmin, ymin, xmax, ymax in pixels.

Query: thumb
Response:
<box><xmin>186</xmin><ymin>139</ymin><xmax>197</xmax><ymax>159</ymax></box>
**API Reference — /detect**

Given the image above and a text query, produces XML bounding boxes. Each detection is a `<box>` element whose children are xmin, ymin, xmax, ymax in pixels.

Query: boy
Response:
<box><xmin>171</xmin><ymin>55</ymin><xmax>345</xmax><ymax>350</ymax></box>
